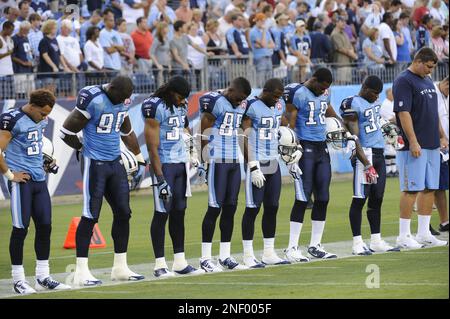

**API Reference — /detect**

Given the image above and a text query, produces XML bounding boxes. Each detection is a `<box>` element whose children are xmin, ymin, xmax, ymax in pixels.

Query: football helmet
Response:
<box><xmin>325</xmin><ymin>117</ymin><xmax>347</xmax><ymax>150</ymax></box>
<box><xmin>278</xmin><ymin>126</ymin><xmax>303</xmax><ymax>164</ymax></box>
<box><xmin>42</xmin><ymin>137</ymin><xmax>58</xmax><ymax>174</ymax></box>
<box><xmin>379</xmin><ymin>118</ymin><xmax>400</xmax><ymax>145</ymax></box>
<box><xmin>120</xmin><ymin>148</ymin><xmax>139</xmax><ymax>176</ymax></box>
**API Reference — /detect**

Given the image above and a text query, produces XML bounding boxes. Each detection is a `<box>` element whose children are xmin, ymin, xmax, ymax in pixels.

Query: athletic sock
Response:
<box><xmin>288</xmin><ymin>221</ymin><xmax>302</xmax><ymax>248</ymax></box>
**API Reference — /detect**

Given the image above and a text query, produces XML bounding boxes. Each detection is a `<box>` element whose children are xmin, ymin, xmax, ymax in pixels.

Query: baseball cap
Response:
<box><xmin>295</xmin><ymin>19</ymin><xmax>305</xmax><ymax>28</ymax></box>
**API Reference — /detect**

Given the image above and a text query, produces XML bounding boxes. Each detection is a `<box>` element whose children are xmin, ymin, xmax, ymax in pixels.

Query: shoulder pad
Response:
<box><xmin>76</xmin><ymin>85</ymin><xmax>103</xmax><ymax>111</ymax></box>
<box><xmin>141</xmin><ymin>96</ymin><xmax>163</xmax><ymax>119</ymax></box>
<box><xmin>199</xmin><ymin>92</ymin><xmax>222</xmax><ymax>114</ymax></box>
<box><xmin>340</xmin><ymin>96</ymin><xmax>356</xmax><ymax>116</ymax></box>
<box><xmin>0</xmin><ymin>110</ymin><xmax>24</xmax><ymax>132</ymax></box>
<box><xmin>283</xmin><ymin>83</ymin><xmax>302</xmax><ymax>104</ymax></box>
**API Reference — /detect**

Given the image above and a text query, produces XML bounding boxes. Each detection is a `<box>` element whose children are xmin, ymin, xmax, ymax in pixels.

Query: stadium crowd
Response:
<box><xmin>0</xmin><ymin>0</ymin><xmax>449</xmax><ymax>97</ymax></box>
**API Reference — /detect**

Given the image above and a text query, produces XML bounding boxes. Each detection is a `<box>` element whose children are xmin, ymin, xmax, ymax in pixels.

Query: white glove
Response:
<box><xmin>249</xmin><ymin>161</ymin><xmax>266</xmax><ymax>188</ymax></box>
<box><xmin>286</xmin><ymin>149</ymin><xmax>302</xmax><ymax>165</ymax></box>
<box><xmin>287</xmin><ymin>162</ymin><xmax>302</xmax><ymax>180</ymax></box>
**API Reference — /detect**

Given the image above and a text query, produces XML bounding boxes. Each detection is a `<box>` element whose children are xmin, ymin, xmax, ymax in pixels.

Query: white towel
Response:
<box><xmin>356</xmin><ymin>147</ymin><xmax>373</xmax><ymax>185</ymax></box>
<box><xmin>185</xmin><ymin>162</ymin><xmax>192</xmax><ymax>197</ymax></box>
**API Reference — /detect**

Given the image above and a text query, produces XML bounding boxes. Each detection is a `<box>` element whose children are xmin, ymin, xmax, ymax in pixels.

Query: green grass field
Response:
<box><xmin>0</xmin><ymin>177</ymin><xmax>448</xmax><ymax>299</ymax></box>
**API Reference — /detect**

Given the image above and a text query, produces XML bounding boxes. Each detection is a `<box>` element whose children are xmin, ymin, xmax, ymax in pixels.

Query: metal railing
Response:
<box><xmin>1</xmin><ymin>59</ymin><xmax>448</xmax><ymax>99</ymax></box>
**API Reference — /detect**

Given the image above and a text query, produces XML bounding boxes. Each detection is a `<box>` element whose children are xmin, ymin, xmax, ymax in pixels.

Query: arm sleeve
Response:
<box><xmin>141</xmin><ymin>98</ymin><xmax>163</xmax><ymax>122</ymax></box>
<box><xmin>393</xmin><ymin>77</ymin><xmax>412</xmax><ymax>113</ymax></box>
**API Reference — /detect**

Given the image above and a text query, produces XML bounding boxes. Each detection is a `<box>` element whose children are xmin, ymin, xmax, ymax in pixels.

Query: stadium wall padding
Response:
<box><xmin>0</xmin><ymin>83</ymin><xmax>392</xmax><ymax>198</ymax></box>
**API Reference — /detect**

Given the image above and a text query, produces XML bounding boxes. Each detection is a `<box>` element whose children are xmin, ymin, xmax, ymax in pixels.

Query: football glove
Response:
<box><xmin>130</xmin><ymin>161</ymin><xmax>146</xmax><ymax>190</ymax></box>
<box><xmin>395</xmin><ymin>135</ymin><xmax>405</xmax><ymax>150</ymax></box>
<box><xmin>197</xmin><ymin>162</ymin><xmax>208</xmax><ymax>184</ymax></box>
<box><xmin>44</xmin><ymin>158</ymin><xmax>59</xmax><ymax>174</ymax></box>
<box><xmin>156</xmin><ymin>175</ymin><xmax>172</xmax><ymax>202</ymax></box>
<box><xmin>364</xmin><ymin>165</ymin><xmax>379</xmax><ymax>184</ymax></box>
<box><xmin>287</xmin><ymin>162</ymin><xmax>302</xmax><ymax>180</ymax></box>
<box><xmin>286</xmin><ymin>149</ymin><xmax>302</xmax><ymax>165</ymax></box>
<box><xmin>249</xmin><ymin>161</ymin><xmax>266</xmax><ymax>188</ymax></box>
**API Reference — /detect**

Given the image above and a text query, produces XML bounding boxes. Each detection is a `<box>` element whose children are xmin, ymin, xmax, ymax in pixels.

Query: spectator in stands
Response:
<box><xmin>377</xmin><ymin>12</ymin><xmax>397</xmax><ymax>64</ymax></box>
<box><xmin>0</xmin><ymin>6</ymin><xmax>19</xmax><ymax>34</ymax></box>
<box><xmin>331</xmin><ymin>15</ymin><xmax>357</xmax><ymax>84</ymax></box>
<box><xmin>362</xmin><ymin>27</ymin><xmax>386</xmax><ymax>71</ymax></box>
<box><xmin>0</xmin><ymin>21</ymin><xmax>14</xmax><ymax>98</ymax></box>
<box><xmin>250</xmin><ymin>12</ymin><xmax>274</xmax><ymax>86</ymax></box>
<box><xmin>80</xmin><ymin>9</ymin><xmax>102</xmax><ymax>48</ymax></box>
<box><xmin>296</xmin><ymin>1</ymin><xmax>309</xmax><ymax>22</ymax></box>
<box><xmin>187</xmin><ymin>22</ymin><xmax>208</xmax><ymax>90</ymax></box>
<box><xmin>270</xmin><ymin>13</ymin><xmax>292</xmax><ymax>69</ymax></box>
<box><xmin>38</xmin><ymin>19</ymin><xmax>70</xmax><ymax>92</ymax></box>
<box><xmin>412</xmin><ymin>0</ymin><xmax>430</xmax><ymax>29</ymax></box>
<box><xmin>27</xmin><ymin>12</ymin><xmax>42</xmax><ymax>67</ymax></box>
<box><xmin>148</xmin><ymin>0</ymin><xmax>176</xmax><ymax>35</ymax></box>
<box><xmin>84</xmin><ymin>26</ymin><xmax>106</xmax><ymax>84</ymax></box>
<box><xmin>203</xmin><ymin>19</ymin><xmax>225</xmax><ymax>55</ymax></box>
<box><xmin>217</xmin><ymin>8</ymin><xmax>236</xmax><ymax>46</ymax></box>
<box><xmin>122</xmin><ymin>0</ymin><xmax>149</xmax><ymax>34</ymax></box>
<box><xmin>192</xmin><ymin>8</ymin><xmax>205</xmax><ymax>36</ymax></box>
<box><xmin>225</xmin><ymin>0</ymin><xmax>244</xmax><ymax>14</ymax></box>
<box><xmin>309</xmin><ymin>20</ymin><xmax>332</xmax><ymax>65</ymax></box>
<box><xmin>99</xmin><ymin>12</ymin><xmax>124</xmax><ymax>77</ymax></box>
<box><xmin>131</xmin><ymin>16</ymin><xmax>153</xmax><ymax>74</ymax></box>
<box><xmin>30</xmin><ymin>0</ymin><xmax>50</xmax><ymax>16</ymax></box>
<box><xmin>57</xmin><ymin>7</ymin><xmax>81</xmax><ymax>40</ymax></box>
<box><xmin>12</xmin><ymin>20</ymin><xmax>33</xmax><ymax>97</ymax></box>
<box><xmin>361</xmin><ymin>2</ymin><xmax>382</xmax><ymax>36</ymax></box>
<box><xmin>175</xmin><ymin>0</ymin><xmax>193</xmax><ymax>23</ymax></box>
<box><xmin>0</xmin><ymin>1</ymin><xmax>17</xmax><ymax>14</ymax></box>
<box><xmin>17</xmin><ymin>1</ymin><xmax>30</xmax><ymax>23</ymax></box>
<box><xmin>117</xmin><ymin>18</ymin><xmax>136</xmax><ymax>76</ymax></box>
<box><xmin>262</xmin><ymin>4</ymin><xmax>275</xmax><ymax>29</ymax></box>
<box><xmin>431</xmin><ymin>26</ymin><xmax>449</xmax><ymax>63</ymax></box>
<box><xmin>393</xmin><ymin>18</ymin><xmax>411</xmax><ymax>64</ymax></box>
<box><xmin>289</xmin><ymin>19</ymin><xmax>312</xmax><ymax>82</ymax></box>
<box><xmin>416</xmin><ymin>14</ymin><xmax>432</xmax><ymax>51</ymax></box>
<box><xmin>430</xmin><ymin>0</ymin><xmax>446</xmax><ymax>25</ymax></box>
<box><xmin>57</xmin><ymin>19</ymin><xmax>85</xmax><ymax>73</ymax></box>
<box><xmin>151</xmin><ymin>21</ymin><xmax>171</xmax><ymax>85</ymax></box>
<box><xmin>103</xmin><ymin>1</ymin><xmax>123</xmax><ymax>20</ymax></box>
<box><xmin>226</xmin><ymin>13</ymin><xmax>249</xmax><ymax>58</ymax></box>
<box><xmin>388</xmin><ymin>0</ymin><xmax>402</xmax><ymax>19</ymax></box>
<box><xmin>399</xmin><ymin>12</ymin><xmax>414</xmax><ymax>60</ymax></box>
<box><xmin>324</xmin><ymin>10</ymin><xmax>338</xmax><ymax>35</ymax></box>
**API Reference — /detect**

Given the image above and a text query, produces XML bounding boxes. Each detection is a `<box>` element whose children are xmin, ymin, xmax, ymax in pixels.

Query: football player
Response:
<box><xmin>0</xmin><ymin>89</ymin><xmax>71</xmax><ymax>294</ymax></box>
<box><xmin>60</xmin><ymin>76</ymin><xmax>145</xmax><ymax>287</ymax></box>
<box><xmin>142</xmin><ymin>76</ymin><xmax>204</xmax><ymax>277</ymax></box>
<box><xmin>240</xmin><ymin>78</ymin><xmax>293</xmax><ymax>268</ymax></box>
<box><xmin>198</xmin><ymin>77</ymin><xmax>252</xmax><ymax>272</ymax></box>
<box><xmin>340</xmin><ymin>75</ymin><xmax>399</xmax><ymax>255</ymax></box>
<box><xmin>283</xmin><ymin>68</ymin><xmax>378</xmax><ymax>262</ymax></box>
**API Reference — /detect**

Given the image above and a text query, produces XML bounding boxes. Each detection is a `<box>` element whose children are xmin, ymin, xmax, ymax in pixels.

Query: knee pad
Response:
<box><xmin>11</xmin><ymin>227</ymin><xmax>28</xmax><ymax>241</ymax></box>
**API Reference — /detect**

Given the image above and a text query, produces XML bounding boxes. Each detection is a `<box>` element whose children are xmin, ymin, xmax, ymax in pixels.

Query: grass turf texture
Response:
<box><xmin>0</xmin><ymin>178</ymin><xmax>448</xmax><ymax>299</ymax></box>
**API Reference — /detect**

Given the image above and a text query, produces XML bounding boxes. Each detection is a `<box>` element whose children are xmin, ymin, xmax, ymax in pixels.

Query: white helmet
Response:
<box><xmin>121</xmin><ymin>148</ymin><xmax>138</xmax><ymax>175</ymax></box>
<box><xmin>278</xmin><ymin>126</ymin><xmax>303</xmax><ymax>163</ymax></box>
<box><xmin>42</xmin><ymin>136</ymin><xmax>55</xmax><ymax>163</ymax></box>
<box><xmin>379</xmin><ymin>118</ymin><xmax>400</xmax><ymax>145</ymax></box>
<box><xmin>325</xmin><ymin>117</ymin><xmax>347</xmax><ymax>150</ymax></box>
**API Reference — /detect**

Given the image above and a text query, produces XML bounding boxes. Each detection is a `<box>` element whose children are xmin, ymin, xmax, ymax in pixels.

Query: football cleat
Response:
<box><xmin>352</xmin><ymin>241</ymin><xmax>372</xmax><ymax>256</ymax></box>
<box><xmin>243</xmin><ymin>255</ymin><xmax>266</xmax><ymax>269</ymax></box>
<box><xmin>111</xmin><ymin>266</ymin><xmax>145</xmax><ymax>281</ymax></box>
<box><xmin>415</xmin><ymin>234</ymin><xmax>448</xmax><ymax>247</ymax></box>
<box><xmin>153</xmin><ymin>268</ymin><xmax>175</xmax><ymax>278</ymax></box>
<box><xmin>73</xmin><ymin>269</ymin><xmax>102</xmax><ymax>287</ymax></box>
<box><xmin>13</xmin><ymin>281</ymin><xmax>36</xmax><ymax>294</ymax></box>
<box><xmin>439</xmin><ymin>223</ymin><xmax>449</xmax><ymax>232</ymax></box>
<box><xmin>199</xmin><ymin>259</ymin><xmax>223</xmax><ymax>273</ymax></box>
<box><xmin>429</xmin><ymin>225</ymin><xmax>440</xmax><ymax>236</ymax></box>
<box><xmin>284</xmin><ymin>246</ymin><xmax>310</xmax><ymax>263</ymax></box>
<box><xmin>396</xmin><ymin>234</ymin><xmax>424</xmax><ymax>249</ymax></box>
<box><xmin>307</xmin><ymin>244</ymin><xmax>337</xmax><ymax>259</ymax></box>
<box><xmin>35</xmin><ymin>277</ymin><xmax>71</xmax><ymax>291</ymax></box>
<box><xmin>369</xmin><ymin>240</ymin><xmax>401</xmax><ymax>252</ymax></box>
<box><xmin>218</xmin><ymin>257</ymin><xmax>249</xmax><ymax>270</ymax></box>
<box><xmin>261</xmin><ymin>251</ymin><xmax>291</xmax><ymax>265</ymax></box>
<box><xmin>173</xmin><ymin>264</ymin><xmax>205</xmax><ymax>275</ymax></box>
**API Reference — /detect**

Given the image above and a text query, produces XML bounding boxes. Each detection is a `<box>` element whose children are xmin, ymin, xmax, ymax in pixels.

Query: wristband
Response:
<box><xmin>4</xmin><ymin>169</ymin><xmax>14</xmax><ymax>181</ymax></box>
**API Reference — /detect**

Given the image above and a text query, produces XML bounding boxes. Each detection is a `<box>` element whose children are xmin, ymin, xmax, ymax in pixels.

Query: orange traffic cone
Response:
<box><xmin>63</xmin><ymin>217</ymin><xmax>106</xmax><ymax>249</ymax></box>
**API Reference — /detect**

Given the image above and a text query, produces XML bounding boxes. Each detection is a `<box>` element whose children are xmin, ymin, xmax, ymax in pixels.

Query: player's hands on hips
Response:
<box><xmin>364</xmin><ymin>165</ymin><xmax>378</xmax><ymax>184</ymax></box>
<box><xmin>156</xmin><ymin>175</ymin><xmax>172</xmax><ymax>202</ymax></box>
<box><xmin>12</xmin><ymin>171</ymin><xmax>31</xmax><ymax>183</ymax></box>
<box><xmin>249</xmin><ymin>161</ymin><xmax>266</xmax><ymax>188</ymax></box>
<box><xmin>410</xmin><ymin>141</ymin><xmax>421</xmax><ymax>158</ymax></box>
<box><xmin>288</xmin><ymin>162</ymin><xmax>302</xmax><ymax>180</ymax></box>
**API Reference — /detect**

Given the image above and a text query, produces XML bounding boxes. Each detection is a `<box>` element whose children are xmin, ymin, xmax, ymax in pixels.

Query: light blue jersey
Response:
<box><xmin>245</xmin><ymin>97</ymin><xmax>285</xmax><ymax>161</ymax></box>
<box><xmin>141</xmin><ymin>97</ymin><xmax>188</xmax><ymax>164</ymax></box>
<box><xmin>0</xmin><ymin>108</ymin><xmax>47</xmax><ymax>181</ymax></box>
<box><xmin>285</xmin><ymin>84</ymin><xmax>330</xmax><ymax>142</ymax></box>
<box><xmin>199</xmin><ymin>91</ymin><xmax>247</xmax><ymax>161</ymax></box>
<box><xmin>76</xmin><ymin>85</ymin><xmax>128</xmax><ymax>161</ymax></box>
<box><xmin>340</xmin><ymin>96</ymin><xmax>385</xmax><ymax>149</ymax></box>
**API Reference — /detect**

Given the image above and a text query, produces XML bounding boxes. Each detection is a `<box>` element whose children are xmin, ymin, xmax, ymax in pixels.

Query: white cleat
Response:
<box><xmin>199</xmin><ymin>258</ymin><xmax>223</xmax><ymax>273</ymax></box>
<box><xmin>218</xmin><ymin>257</ymin><xmax>249</xmax><ymax>270</ymax></box>
<box><xmin>243</xmin><ymin>254</ymin><xmax>265</xmax><ymax>269</ymax></box>
<box><xmin>73</xmin><ymin>269</ymin><xmax>102</xmax><ymax>287</ymax></box>
<box><xmin>352</xmin><ymin>241</ymin><xmax>372</xmax><ymax>256</ymax></box>
<box><xmin>307</xmin><ymin>244</ymin><xmax>337</xmax><ymax>259</ymax></box>
<box><xmin>173</xmin><ymin>264</ymin><xmax>205</xmax><ymax>275</ymax></box>
<box><xmin>153</xmin><ymin>268</ymin><xmax>175</xmax><ymax>278</ymax></box>
<box><xmin>261</xmin><ymin>251</ymin><xmax>291</xmax><ymax>265</ymax></box>
<box><xmin>35</xmin><ymin>277</ymin><xmax>71</xmax><ymax>291</ymax></box>
<box><xmin>13</xmin><ymin>280</ymin><xmax>36</xmax><ymax>294</ymax></box>
<box><xmin>284</xmin><ymin>246</ymin><xmax>310</xmax><ymax>263</ymax></box>
<box><xmin>396</xmin><ymin>234</ymin><xmax>424</xmax><ymax>249</ymax></box>
<box><xmin>415</xmin><ymin>234</ymin><xmax>448</xmax><ymax>247</ymax></box>
<box><xmin>369</xmin><ymin>240</ymin><xmax>400</xmax><ymax>252</ymax></box>
<box><xmin>111</xmin><ymin>266</ymin><xmax>145</xmax><ymax>281</ymax></box>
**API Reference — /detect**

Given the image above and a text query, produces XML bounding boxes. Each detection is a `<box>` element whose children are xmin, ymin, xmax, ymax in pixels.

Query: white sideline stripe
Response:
<box><xmin>0</xmin><ymin>234</ymin><xmax>447</xmax><ymax>299</ymax></box>
<box><xmin>147</xmin><ymin>282</ymin><xmax>448</xmax><ymax>287</ymax></box>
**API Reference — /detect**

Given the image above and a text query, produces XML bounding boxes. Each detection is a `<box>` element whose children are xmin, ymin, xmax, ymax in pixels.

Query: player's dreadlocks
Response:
<box><xmin>153</xmin><ymin>76</ymin><xmax>191</xmax><ymax>113</ymax></box>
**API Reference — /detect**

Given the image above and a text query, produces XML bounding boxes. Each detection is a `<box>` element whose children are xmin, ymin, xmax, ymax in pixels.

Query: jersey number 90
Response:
<box><xmin>97</xmin><ymin>112</ymin><xmax>127</xmax><ymax>134</ymax></box>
